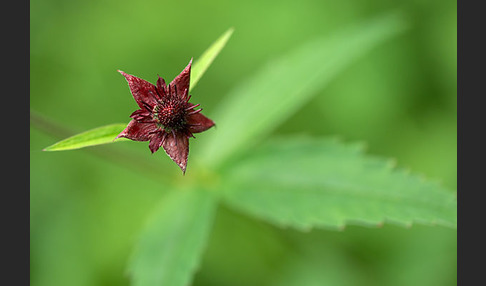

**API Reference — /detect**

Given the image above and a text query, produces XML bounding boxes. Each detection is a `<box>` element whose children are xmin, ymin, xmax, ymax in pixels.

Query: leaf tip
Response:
<box><xmin>42</xmin><ymin>144</ymin><xmax>56</xmax><ymax>151</ymax></box>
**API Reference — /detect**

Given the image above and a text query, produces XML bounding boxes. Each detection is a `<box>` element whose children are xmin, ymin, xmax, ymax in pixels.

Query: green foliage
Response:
<box><xmin>43</xmin><ymin>124</ymin><xmax>127</xmax><ymax>151</ymax></box>
<box><xmin>190</xmin><ymin>28</ymin><xmax>234</xmax><ymax>91</ymax></box>
<box><xmin>221</xmin><ymin>137</ymin><xmax>456</xmax><ymax>230</ymax></box>
<box><xmin>196</xmin><ymin>12</ymin><xmax>408</xmax><ymax>169</ymax></box>
<box><xmin>128</xmin><ymin>188</ymin><xmax>217</xmax><ymax>286</ymax></box>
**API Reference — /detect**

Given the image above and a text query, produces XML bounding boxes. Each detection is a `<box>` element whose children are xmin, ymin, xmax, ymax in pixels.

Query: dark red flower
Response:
<box><xmin>116</xmin><ymin>59</ymin><xmax>215</xmax><ymax>173</ymax></box>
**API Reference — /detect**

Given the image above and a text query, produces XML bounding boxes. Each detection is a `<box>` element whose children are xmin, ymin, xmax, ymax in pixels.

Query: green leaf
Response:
<box><xmin>43</xmin><ymin>124</ymin><xmax>127</xmax><ymax>151</ymax></box>
<box><xmin>196</xmin><ymin>12</ymin><xmax>408</xmax><ymax>169</ymax></box>
<box><xmin>128</xmin><ymin>188</ymin><xmax>217</xmax><ymax>286</ymax></box>
<box><xmin>190</xmin><ymin>27</ymin><xmax>234</xmax><ymax>91</ymax></box>
<box><xmin>221</xmin><ymin>137</ymin><xmax>457</xmax><ymax>230</ymax></box>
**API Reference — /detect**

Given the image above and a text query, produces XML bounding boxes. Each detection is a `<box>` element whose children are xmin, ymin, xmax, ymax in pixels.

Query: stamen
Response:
<box><xmin>141</xmin><ymin>101</ymin><xmax>153</xmax><ymax>112</ymax></box>
<box><xmin>182</xmin><ymin>88</ymin><xmax>188</xmax><ymax>100</ymax></box>
<box><xmin>187</xmin><ymin>108</ymin><xmax>202</xmax><ymax>115</ymax></box>
<box><xmin>154</xmin><ymin>90</ymin><xmax>162</xmax><ymax>100</ymax></box>
<box><xmin>185</xmin><ymin>95</ymin><xmax>192</xmax><ymax>103</ymax></box>
<box><xmin>185</xmin><ymin>104</ymin><xmax>200</xmax><ymax>111</ymax></box>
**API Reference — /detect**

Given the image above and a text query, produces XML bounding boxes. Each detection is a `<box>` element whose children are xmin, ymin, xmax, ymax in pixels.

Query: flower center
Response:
<box><xmin>153</xmin><ymin>99</ymin><xmax>187</xmax><ymax>131</ymax></box>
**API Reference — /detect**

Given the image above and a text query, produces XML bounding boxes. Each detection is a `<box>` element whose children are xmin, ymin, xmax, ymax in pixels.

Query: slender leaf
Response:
<box><xmin>190</xmin><ymin>27</ymin><xmax>234</xmax><ymax>91</ymax></box>
<box><xmin>221</xmin><ymin>137</ymin><xmax>457</xmax><ymax>230</ymax></box>
<box><xmin>43</xmin><ymin>124</ymin><xmax>127</xmax><ymax>151</ymax></box>
<box><xmin>196</xmin><ymin>12</ymin><xmax>408</xmax><ymax>169</ymax></box>
<box><xmin>128</xmin><ymin>188</ymin><xmax>217</xmax><ymax>286</ymax></box>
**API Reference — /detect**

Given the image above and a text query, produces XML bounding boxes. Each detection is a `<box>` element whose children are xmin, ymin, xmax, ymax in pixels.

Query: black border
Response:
<box><xmin>5</xmin><ymin>0</ymin><xmax>30</xmax><ymax>285</ymax></box>
<box><xmin>458</xmin><ymin>0</ymin><xmax>473</xmax><ymax>285</ymax></box>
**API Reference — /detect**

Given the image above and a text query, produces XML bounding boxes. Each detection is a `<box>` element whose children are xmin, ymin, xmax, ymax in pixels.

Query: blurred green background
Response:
<box><xmin>30</xmin><ymin>0</ymin><xmax>456</xmax><ymax>285</ymax></box>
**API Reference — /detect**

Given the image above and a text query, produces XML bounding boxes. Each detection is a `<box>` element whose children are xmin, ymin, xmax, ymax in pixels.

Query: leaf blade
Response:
<box><xmin>221</xmin><ymin>137</ymin><xmax>457</xmax><ymax>230</ymax></box>
<box><xmin>196</xmin><ymin>12</ymin><xmax>408</xmax><ymax>169</ymax></box>
<box><xmin>128</xmin><ymin>188</ymin><xmax>217</xmax><ymax>286</ymax></box>
<box><xmin>42</xmin><ymin>124</ymin><xmax>127</xmax><ymax>151</ymax></box>
<box><xmin>190</xmin><ymin>27</ymin><xmax>234</xmax><ymax>91</ymax></box>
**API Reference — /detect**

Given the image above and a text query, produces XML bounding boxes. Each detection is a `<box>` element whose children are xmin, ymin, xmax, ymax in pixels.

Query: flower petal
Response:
<box><xmin>130</xmin><ymin>109</ymin><xmax>153</xmax><ymax>122</ymax></box>
<box><xmin>156</xmin><ymin>76</ymin><xmax>167</xmax><ymax>99</ymax></box>
<box><xmin>118</xmin><ymin>70</ymin><xmax>159</xmax><ymax>110</ymax></box>
<box><xmin>149</xmin><ymin>131</ymin><xmax>166</xmax><ymax>153</ymax></box>
<box><xmin>116</xmin><ymin>120</ymin><xmax>158</xmax><ymax>141</ymax></box>
<box><xmin>169</xmin><ymin>59</ymin><xmax>192</xmax><ymax>100</ymax></box>
<box><xmin>162</xmin><ymin>131</ymin><xmax>189</xmax><ymax>173</ymax></box>
<box><xmin>187</xmin><ymin>112</ymin><xmax>215</xmax><ymax>133</ymax></box>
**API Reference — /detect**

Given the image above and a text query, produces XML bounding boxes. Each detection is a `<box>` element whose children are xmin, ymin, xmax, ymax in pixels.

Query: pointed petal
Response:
<box><xmin>162</xmin><ymin>131</ymin><xmax>189</xmax><ymax>173</ymax></box>
<box><xmin>116</xmin><ymin>120</ymin><xmax>158</xmax><ymax>141</ymax></box>
<box><xmin>156</xmin><ymin>76</ymin><xmax>167</xmax><ymax>99</ymax></box>
<box><xmin>187</xmin><ymin>112</ymin><xmax>215</xmax><ymax>133</ymax></box>
<box><xmin>118</xmin><ymin>70</ymin><xmax>159</xmax><ymax>110</ymax></box>
<box><xmin>149</xmin><ymin>131</ymin><xmax>165</xmax><ymax>153</ymax></box>
<box><xmin>169</xmin><ymin>59</ymin><xmax>192</xmax><ymax>100</ymax></box>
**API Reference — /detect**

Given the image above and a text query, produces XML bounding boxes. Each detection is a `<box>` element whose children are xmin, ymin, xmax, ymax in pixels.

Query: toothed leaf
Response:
<box><xmin>221</xmin><ymin>137</ymin><xmax>457</xmax><ymax>230</ymax></box>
